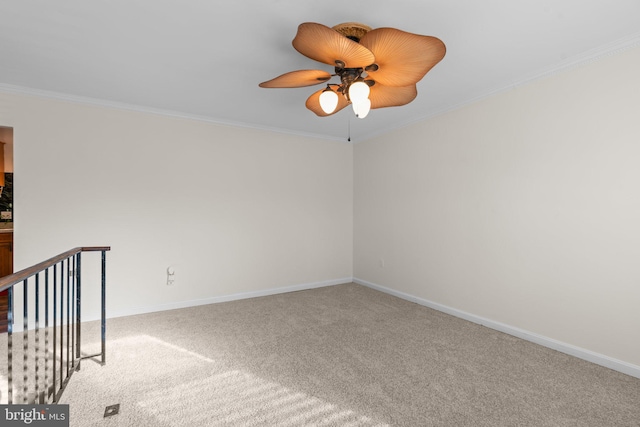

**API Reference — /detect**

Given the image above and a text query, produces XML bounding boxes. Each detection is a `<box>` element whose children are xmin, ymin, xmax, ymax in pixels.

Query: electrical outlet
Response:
<box><xmin>167</xmin><ymin>266</ymin><xmax>175</xmax><ymax>286</ymax></box>
<box><xmin>379</xmin><ymin>258</ymin><xmax>385</xmax><ymax>268</ymax></box>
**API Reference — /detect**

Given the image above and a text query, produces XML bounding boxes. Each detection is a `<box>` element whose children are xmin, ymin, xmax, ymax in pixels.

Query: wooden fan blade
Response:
<box><xmin>259</xmin><ymin>70</ymin><xmax>332</xmax><ymax>88</ymax></box>
<box><xmin>293</xmin><ymin>22</ymin><xmax>375</xmax><ymax>68</ymax></box>
<box><xmin>368</xmin><ymin>81</ymin><xmax>418</xmax><ymax>109</ymax></box>
<box><xmin>306</xmin><ymin>88</ymin><xmax>349</xmax><ymax>117</ymax></box>
<box><xmin>360</xmin><ymin>28</ymin><xmax>445</xmax><ymax>87</ymax></box>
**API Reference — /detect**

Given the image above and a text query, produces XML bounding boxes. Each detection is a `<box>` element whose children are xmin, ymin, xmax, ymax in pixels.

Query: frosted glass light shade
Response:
<box><xmin>319</xmin><ymin>89</ymin><xmax>339</xmax><ymax>114</ymax></box>
<box><xmin>352</xmin><ymin>98</ymin><xmax>371</xmax><ymax>119</ymax></box>
<box><xmin>348</xmin><ymin>81</ymin><xmax>370</xmax><ymax>103</ymax></box>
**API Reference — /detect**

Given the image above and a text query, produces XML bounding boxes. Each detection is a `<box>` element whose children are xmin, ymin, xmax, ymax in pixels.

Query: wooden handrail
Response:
<box><xmin>0</xmin><ymin>246</ymin><xmax>111</xmax><ymax>292</ymax></box>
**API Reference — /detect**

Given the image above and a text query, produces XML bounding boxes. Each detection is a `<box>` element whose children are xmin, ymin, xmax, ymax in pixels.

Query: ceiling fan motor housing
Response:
<box><xmin>332</xmin><ymin>22</ymin><xmax>372</xmax><ymax>43</ymax></box>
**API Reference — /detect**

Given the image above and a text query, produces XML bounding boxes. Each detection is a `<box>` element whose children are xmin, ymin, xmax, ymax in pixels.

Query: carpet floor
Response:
<box><xmin>53</xmin><ymin>283</ymin><xmax>640</xmax><ymax>426</ymax></box>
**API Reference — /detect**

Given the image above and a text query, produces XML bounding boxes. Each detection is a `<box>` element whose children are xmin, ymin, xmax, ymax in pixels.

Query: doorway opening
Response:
<box><xmin>0</xmin><ymin>125</ymin><xmax>14</xmax><ymax>333</ymax></box>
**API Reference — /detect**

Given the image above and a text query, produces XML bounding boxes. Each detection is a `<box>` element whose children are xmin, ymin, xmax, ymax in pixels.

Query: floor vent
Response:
<box><xmin>104</xmin><ymin>404</ymin><xmax>120</xmax><ymax>418</ymax></box>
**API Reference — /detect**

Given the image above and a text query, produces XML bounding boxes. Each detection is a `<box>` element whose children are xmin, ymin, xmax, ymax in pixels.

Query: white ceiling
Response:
<box><xmin>1</xmin><ymin>1</ymin><xmax>639</xmax><ymax>142</ymax></box>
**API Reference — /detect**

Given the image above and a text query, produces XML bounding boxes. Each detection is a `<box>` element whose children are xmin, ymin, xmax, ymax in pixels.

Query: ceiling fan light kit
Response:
<box><xmin>319</xmin><ymin>86</ymin><xmax>339</xmax><ymax>113</ymax></box>
<box><xmin>259</xmin><ymin>22</ymin><xmax>446</xmax><ymax>119</ymax></box>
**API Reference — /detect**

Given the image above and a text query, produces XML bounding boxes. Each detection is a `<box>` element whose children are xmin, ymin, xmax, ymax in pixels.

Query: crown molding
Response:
<box><xmin>0</xmin><ymin>83</ymin><xmax>347</xmax><ymax>143</ymax></box>
<box><xmin>356</xmin><ymin>31</ymin><xmax>640</xmax><ymax>143</ymax></box>
<box><xmin>2</xmin><ymin>31</ymin><xmax>639</xmax><ymax>145</ymax></box>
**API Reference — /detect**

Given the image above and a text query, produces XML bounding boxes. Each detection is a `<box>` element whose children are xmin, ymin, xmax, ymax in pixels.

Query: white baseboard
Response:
<box><xmin>353</xmin><ymin>277</ymin><xmax>640</xmax><ymax>380</ymax></box>
<box><xmin>106</xmin><ymin>277</ymin><xmax>352</xmax><ymax>321</ymax></box>
<box><xmin>12</xmin><ymin>275</ymin><xmax>638</xmax><ymax>380</ymax></box>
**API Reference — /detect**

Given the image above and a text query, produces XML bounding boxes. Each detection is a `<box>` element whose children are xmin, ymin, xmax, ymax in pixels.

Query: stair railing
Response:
<box><xmin>0</xmin><ymin>246</ymin><xmax>110</xmax><ymax>404</ymax></box>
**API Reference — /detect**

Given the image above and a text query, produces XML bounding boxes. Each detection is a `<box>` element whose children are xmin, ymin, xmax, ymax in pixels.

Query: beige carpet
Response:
<box><xmin>55</xmin><ymin>283</ymin><xmax>639</xmax><ymax>426</ymax></box>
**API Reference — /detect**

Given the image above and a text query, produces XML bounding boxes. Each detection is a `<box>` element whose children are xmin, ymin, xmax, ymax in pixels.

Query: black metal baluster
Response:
<box><xmin>23</xmin><ymin>279</ymin><xmax>28</xmax><ymax>403</ymax></box>
<box><xmin>52</xmin><ymin>264</ymin><xmax>57</xmax><ymax>400</ymax></box>
<box><xmin>66</xmin><ymin>258</ymin><xmax>71</xmax><ymax>377</ymax></box>
<box><xmin>101</xmin><ymin>250</ymin><xmax>107</xmax><ymax>365</ymax></box>
<box><xmin>35</xmin><ymin>273</ymin><xmax>40</xmax><ymax>403</ymax></box>
<box><xmin>45</xmin><ymin>268</ymin><xmax>50</xmax><ymax>403</ymax></box>
<box><xmin>76</xmin><ymin>253</ymin><xmax>82</xmax><ymax>367</ymax></box>
<box><xmin>59</xmin><ymin>260</ymin><xmax>64</xmax><ymax>397</ymax></box>
<box><xmin>7</xmin><ymin>285</ymin><xmax>13</xmax><ymax>404</ymax></box>
<box><xmin>71</xmin><ymin>256</ymin><xmax>75</xmax><ymax>368</ymax></box>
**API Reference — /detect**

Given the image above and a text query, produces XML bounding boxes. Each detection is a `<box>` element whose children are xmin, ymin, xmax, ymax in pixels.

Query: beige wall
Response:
<box><xmin>354</xmin><ymin>46</ymin><xmax>640</xmax><ymax>368</ymax></box>
<box><xmin>1</xmin><ymin>45</ymin><xmax>638</xmax><ymax>375</ymax></box>
<box><xmin>1</xmin><ymin>93</ymin><xmax>353</xmax><ymax>319</ymax></box>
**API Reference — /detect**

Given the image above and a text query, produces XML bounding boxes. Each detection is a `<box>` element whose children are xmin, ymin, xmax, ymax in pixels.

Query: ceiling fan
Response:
<box><xmin>259</xmin><ymin>22</ymin><xmax>446</xmax><ymax>119</ymax></box>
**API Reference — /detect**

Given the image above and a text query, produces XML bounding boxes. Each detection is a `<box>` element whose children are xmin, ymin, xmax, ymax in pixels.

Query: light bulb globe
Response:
<box><xmin>348</xmin><ymin>81</ymin><xmax>370</xmax><ymax>104</ymax></box>
<box><xmin>319</xmin><ymin>89</ymin><xmax>339</xmax><ymax>114</ymax></box>
<box><xmin>352</xmin><ymin>98</ymin><xmax>371</xmax><ymax>119</ymax></box>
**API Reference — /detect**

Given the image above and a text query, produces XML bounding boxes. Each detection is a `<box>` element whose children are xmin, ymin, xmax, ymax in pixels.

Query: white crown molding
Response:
<box><xmin>0</xmin><ymin>83</ymin><xmax>347</xmax><ymax>143</ymax></box>
<box><xmin>2</xmin><ymin>32</ymin><xmax>639</xmax><ymax>144</ymax></box>
<box><xmin>353</xmin><ymin>277</ymin><xmax>640</xmax><ymax>379</ymax></box>
<box><xmin>356</xmin><ymin>31</ymin><xmax>640</xmax><ymax>143</ymax></box>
